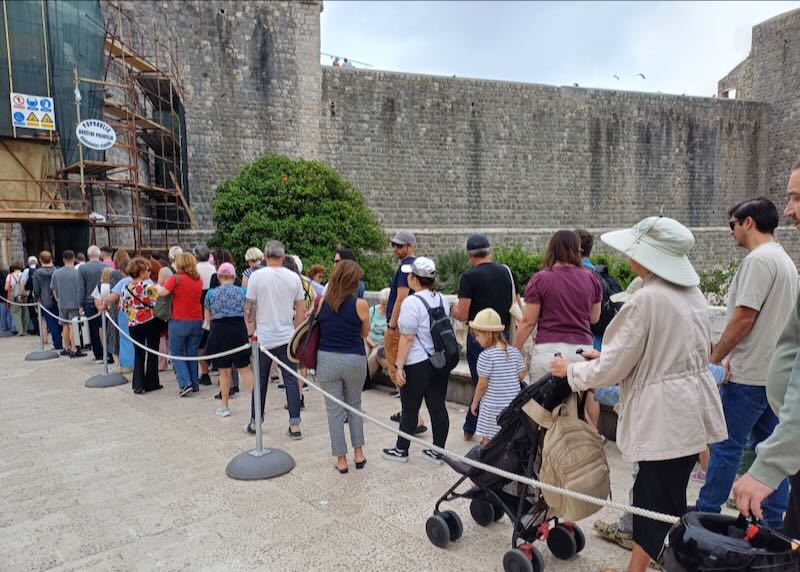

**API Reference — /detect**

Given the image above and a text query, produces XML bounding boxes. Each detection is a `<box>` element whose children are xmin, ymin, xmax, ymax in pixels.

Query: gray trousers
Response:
<box><xmin>316</xmin><ymin>350</ymin><xmax>367</xmax><ymax>457</ymax></box>
<box><xmin>618</xmin><ymin>462</ymin><xmax>639</xmax><ymax>534</ymax></box>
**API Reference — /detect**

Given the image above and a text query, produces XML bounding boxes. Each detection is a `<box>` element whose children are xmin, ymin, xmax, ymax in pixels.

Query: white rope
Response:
<box><xmin>0</xmin><ymin>292</ymin><xmax>38</xmax><ymax>307</ymax></box>
<box><xmin>38</xmin><ymin>303</ymin><xmax>103</xmax><ymax>324</ymax></box>
<box><xmin>106</xmin><ymin>312</ymin><xmax>249</xmax><ymax>361</ymax></box>
<box><xmin>263</xmin><ymin>347</ymin><xmax>680</xmax><ymax>526</ymax></box>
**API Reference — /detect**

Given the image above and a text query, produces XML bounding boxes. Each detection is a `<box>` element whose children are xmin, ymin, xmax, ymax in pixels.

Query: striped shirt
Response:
<box><xmin>476</xmin><ymin>346</ymin><xmax>525</xmax><ymax>438</ymax></box>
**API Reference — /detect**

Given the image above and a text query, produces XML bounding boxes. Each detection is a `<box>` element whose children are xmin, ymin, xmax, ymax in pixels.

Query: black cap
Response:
<box><xmin>466</xmin><ymin>234</ymin><xmax>490</xmax><ymax>253</ymax></box>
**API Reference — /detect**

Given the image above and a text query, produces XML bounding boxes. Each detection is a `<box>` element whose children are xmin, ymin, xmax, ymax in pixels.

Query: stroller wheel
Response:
<box><xmin>440</xmin><ymin>510</ymin><xmax>464</xmax><ymax>541</ymax></box>
<box><xmin>470</xmin><ymin>499</ymin><xmax>495</xmax><ymax>527</ymax></box>
<box><xmin>492</xmin><ymin>500</ymin><xmax>504</xmax><ymax>521</ymax></box>
<box><xmin>503</xmin><ymin>547</ymin><xmax>544</xmax><ymax>572</ymax></box>
<box><xmin>426</xmin><ymin>515</ymin><xmax>450</xmax><ymax>548</ymax></box>
<box><xmin>570</xmin><ymin>524</ymin><xmax>586</xmax><ymax>553</ymax></box>
<box><xmin>547</xmin><ymin>524</ymin><xmax>578</xmax><ymax>560</ymax></box>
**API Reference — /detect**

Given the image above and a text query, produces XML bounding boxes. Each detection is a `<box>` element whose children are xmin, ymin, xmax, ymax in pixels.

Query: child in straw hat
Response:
<box><xmin>469</xmin><ymin>308</ymin><xmax>528</xmax><ymax>444</ymax></box>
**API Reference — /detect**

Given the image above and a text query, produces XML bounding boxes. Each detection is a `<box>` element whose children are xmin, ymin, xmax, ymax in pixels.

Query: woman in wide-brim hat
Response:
<box><xmin>549</xmin><ymin>216</ymin><xmax>727</xmax><ymax>572</ymax></box>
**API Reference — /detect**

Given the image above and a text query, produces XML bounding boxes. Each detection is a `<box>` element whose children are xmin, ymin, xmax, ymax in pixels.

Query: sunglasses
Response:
<box><xmin>390</xmin><ymin>242</ymin><xmax>404</xmax><ymax>249</ymax></box>
<box><xmin>729</xmin><ymin>219</ymin><xmax>739</xmax><ymax>231</ymax></box>
<box><xmin>333</xmin><ymin>258</ymin><xmax>340</xmax><ymax>264</ymax></box>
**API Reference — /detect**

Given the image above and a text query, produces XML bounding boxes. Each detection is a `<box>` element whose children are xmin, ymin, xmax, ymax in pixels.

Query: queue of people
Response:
<box><xmin>6</xmin><ymin>172</ymin><xmax>800</xmax><ymax>570</ymax></box>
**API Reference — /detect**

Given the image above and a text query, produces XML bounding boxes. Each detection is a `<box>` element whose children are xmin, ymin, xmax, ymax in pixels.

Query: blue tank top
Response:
<box><xmin>317</xmin><ymin>296</ymin><xmax>365</xmax><ymax>355</ymax></box>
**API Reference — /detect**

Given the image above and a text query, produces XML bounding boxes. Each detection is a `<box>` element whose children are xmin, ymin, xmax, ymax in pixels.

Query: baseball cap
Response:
<box><xmin>400</xmin><ymin>256</ymin><xmax>436</xmax><ymax>278</ymax></box>
<box><xmin>391</xmin><ymin>230</ymin><xmax>416</xmax><ymax>246</ymax></box>
<box><xmin>466</xmin><ymin>234</ymin><xmax>491</xmax><ymax>252</ymax></box>
<box><xmin>217</xmin><ymin>262</ymin><xmax>236</xmax><ymax>277</ymax></box>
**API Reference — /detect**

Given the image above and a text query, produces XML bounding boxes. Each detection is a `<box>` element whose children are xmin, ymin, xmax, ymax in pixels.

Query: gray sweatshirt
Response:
<box><xmin>750</xmin><ymin>290</ymin><xmax>800</xmax><ymax>488</ymax></box>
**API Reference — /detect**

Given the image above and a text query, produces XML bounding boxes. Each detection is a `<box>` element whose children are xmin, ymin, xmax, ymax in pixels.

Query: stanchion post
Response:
<box><xmin>85</xmin><ymin>311</ymin><xmax>127</xmax><ymax>387</ymax></box>
<box><xmin>225</xmin><ymin>336</ymin><xmax>295</xmax><ymax>480</ymax></box>
<box><xmin>24</xmin><ymin>304</ymin><xmax>58</xmax><ymax>361</ymax></box>
<box><xmin>252</xmin><ymin>337</ymin><xmax>264</xmax><ymax>453</ymax></box>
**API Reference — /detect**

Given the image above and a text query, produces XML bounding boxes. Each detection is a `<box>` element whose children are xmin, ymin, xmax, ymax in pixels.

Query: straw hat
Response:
<box><xmin>468</xmin><ymin>308</ymin><xmax>506</xmax><ymax>332</ymax></box>
<box><xmin>601</xmin><ymin>216</ymin><xmax>700</xmax><ymax>287</ymax></box>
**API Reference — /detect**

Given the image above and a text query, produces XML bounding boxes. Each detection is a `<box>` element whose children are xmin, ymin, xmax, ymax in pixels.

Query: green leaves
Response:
<box><xmin>209</xmin><ymin>154</ymin><xmax>385</xmax><ymax>275</ymax></box>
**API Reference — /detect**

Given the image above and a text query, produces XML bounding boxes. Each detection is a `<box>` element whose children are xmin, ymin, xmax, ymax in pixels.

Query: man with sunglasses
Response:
<box><xmin>696</xmin><ymin>197</ymin><xmax>797</xmax><ymax>528</ymax></box>
<box><xmin>385</xmin><ymin>231</ymin><xmax>427</xmax><ymax>433</ymax></box>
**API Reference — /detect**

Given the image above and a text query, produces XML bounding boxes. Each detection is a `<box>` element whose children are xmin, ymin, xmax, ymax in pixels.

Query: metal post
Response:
<box><xmin>225</xmin><ymin>337</ymin><xmax>295</xmax><ymax>480</ymax></box>
<box><xmin>85</xmin><ymin>312</ymin><xmax>127</xmax><ymax>387</ymax></box>
<box><xmin>24</xmin><ymin>305</ymin><xmax>58</xmax><ymax>360</ymax></box>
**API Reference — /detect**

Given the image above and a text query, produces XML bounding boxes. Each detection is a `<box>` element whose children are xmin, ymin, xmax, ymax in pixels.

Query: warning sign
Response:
<box><xmin>9</xmin><ymin>92</ymin><xmax>56</xmax><ymax>131</ymax></box>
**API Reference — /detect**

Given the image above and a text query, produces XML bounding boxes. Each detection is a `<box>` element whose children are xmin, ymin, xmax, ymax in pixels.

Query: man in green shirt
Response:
<box><xmin>733</xmin><ymin>162</ymin><xmax>800</xmax><ymax>537</ymax></box>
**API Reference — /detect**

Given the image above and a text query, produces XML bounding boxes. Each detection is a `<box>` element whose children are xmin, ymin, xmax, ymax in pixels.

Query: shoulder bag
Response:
<box><xmin>153</xmin><ymin>275</ymin><xmax>178</xmax><ymax>321</ymax></box>
<box><xmin>503</xmin><ymin>265</ymin><xmax>524</xmax><ymax>344</ymax></box>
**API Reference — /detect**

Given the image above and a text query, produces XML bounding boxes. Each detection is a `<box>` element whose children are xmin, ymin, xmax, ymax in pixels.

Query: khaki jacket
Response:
<box><xmin>568</xmin><ymin>275</ymin><xmax>727</xmax><ymax>463</ymax></box>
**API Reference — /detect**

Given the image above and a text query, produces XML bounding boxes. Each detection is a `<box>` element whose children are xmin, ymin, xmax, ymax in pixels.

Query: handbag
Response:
<box><xmin>292</xmin><ymin>296</ymin><xmax>322</xmax><ymax>369</ymax></box>
<box><xmin>153</xmin><ymin>275</ymin><xmax>178</xmax><ymax>321</ymax></box>
<box><xmin>503</xmin><ymin>265</ymin><xmax>524</xmax><ymax>344</ymax></box>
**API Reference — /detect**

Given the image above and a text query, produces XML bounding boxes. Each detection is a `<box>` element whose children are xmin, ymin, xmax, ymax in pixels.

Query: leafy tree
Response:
<box><xmin>209</xmin><ymin>154</ymin><xmax>385</xmax><ymax>275</ymax></box>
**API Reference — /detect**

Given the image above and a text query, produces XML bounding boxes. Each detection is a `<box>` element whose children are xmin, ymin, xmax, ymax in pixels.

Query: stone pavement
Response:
<box><xmin>0</xmin><ymin>335</ymin><xmax>712</xmax><ymax>571</ymax></box>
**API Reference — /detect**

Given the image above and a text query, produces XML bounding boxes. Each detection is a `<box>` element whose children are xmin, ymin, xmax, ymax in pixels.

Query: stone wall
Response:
<box><xmin>320</xmin><ymin>69</ymin><xmax>771</xmax><ymax>233</ymax></box>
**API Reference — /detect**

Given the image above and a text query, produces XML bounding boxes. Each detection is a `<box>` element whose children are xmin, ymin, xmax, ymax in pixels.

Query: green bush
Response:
<box><xmin>435</xmin><ymin>250</ymin><xmax>471</xmax><ymax>294</ymax></box>
<box><xmin>699</xmin><ymin>260</ymin><xmax>738</xmax><ymax>306</ymax></box>
<box><xmin>209</xmin><ymin>154</ymin><xmax>385</xmax><ymax>270</ymax></box>
<box><xmin>360</xmin><ymin>254</ymin><xmax>396</xmax><ymax>291</ymax></box>
<box><xmin>589</xmin><ymin>252</ymin><xmax>637</xmax><ymax>289</ymax></box>
<box><xmin>494</xmin><ymin>244</ymin><xmax>544</xmax><ymax>292</ymax></box>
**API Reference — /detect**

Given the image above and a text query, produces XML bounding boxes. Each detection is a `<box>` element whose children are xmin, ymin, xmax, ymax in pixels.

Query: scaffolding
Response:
<box><xmin>0</xmin><ymin>0</ymin><xmax>195</xmax><ymax>255</ymax></box>
<box><xmin>68</xmin><ymin>1</ymin><xmax>195</xmax><ymax>253</ymax></box>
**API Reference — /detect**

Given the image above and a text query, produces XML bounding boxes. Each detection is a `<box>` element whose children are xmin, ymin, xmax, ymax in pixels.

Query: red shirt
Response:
<box><xmin>164</xmin><ymin>273</ymin><xmax>203</xmax><ymax>321</ymax></box>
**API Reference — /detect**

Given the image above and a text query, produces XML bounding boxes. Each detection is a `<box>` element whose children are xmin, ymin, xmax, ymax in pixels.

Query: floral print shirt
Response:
<box><xmin>112</xmin><ymin>277</ymin><xmax>157</xmax><ymax>326</ymax></box>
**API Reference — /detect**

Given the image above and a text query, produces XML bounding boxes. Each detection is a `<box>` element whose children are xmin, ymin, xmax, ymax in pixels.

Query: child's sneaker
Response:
<box><xmin>215</xmin><ymin>406</ymin><xmax>231</xmax><ymax>417</ymax></box>
<box><xmin>382</xmin><ymin>447</ymin><xmax>409</xmax><ymax>463</ymax></box>
<box><xmin>421</xmin><ymin>449</ymin><xmax>444</xmax><ymax>465</ymax></box>
<box><xmin>689</xmin><ymin>468</ymin><xmax>706</xmax><ymax>483</ymax></box>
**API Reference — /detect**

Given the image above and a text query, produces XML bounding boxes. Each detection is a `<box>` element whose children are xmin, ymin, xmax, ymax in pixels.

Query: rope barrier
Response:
<box><xmin>0</xmin><ymin>292</ymin><xmax>39</xmax><ymax>307</ymax></box>
<box><xmin>262</xmin><ymin>346</ymin><xmax>680</xmax><ymax>526</ymax></box>
<box><xmin>38</xmin><ymin>303</ymin><xmax>103</xmax><ymax>324</ymax></box>
<box><xmin>105</xmin><ymin>312</ymin><xmax>250</xmax><ymax>361</ymax></box>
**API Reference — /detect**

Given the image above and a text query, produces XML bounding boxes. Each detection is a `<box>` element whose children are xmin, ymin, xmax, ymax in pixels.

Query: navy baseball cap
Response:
<box><xmin>466</xmin><ymin>234</ymin><xmax>491</xmax><ymax>252</ymax></box>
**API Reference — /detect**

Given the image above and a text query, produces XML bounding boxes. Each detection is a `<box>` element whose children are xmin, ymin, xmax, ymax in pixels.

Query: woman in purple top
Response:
<box><xmin>513</xmin><ymin>230</ymin><xmax>602</xmax><ymax>382</ymax></box>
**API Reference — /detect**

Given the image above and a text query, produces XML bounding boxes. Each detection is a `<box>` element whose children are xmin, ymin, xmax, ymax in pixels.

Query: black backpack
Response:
<box><xmin>590</xmin><ymin>265</ymin><xmax>623</xmax><ymax>338</ymax></box>
<box><xmin>24</xmin><ymin>267</ymin><xmax>35</xmax><ymax>293</ymax></box>
<box><xmin>415</xmin><ymin>293</ymin><xmax>461</xmax><ymax>372</ymax></box>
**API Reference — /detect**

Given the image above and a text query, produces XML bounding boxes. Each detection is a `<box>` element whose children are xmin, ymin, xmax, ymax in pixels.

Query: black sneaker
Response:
<box><xmin>214</xmin><ymin>392</ymin><xmax>222</xmax><ymax>400</ymax></box>
<box><xmin>245</xmin><ymin>421</ymin><xmax>256</xmax><ymax>435</ymax></box>
<box><xmin>382</xmin><ymin>447</ymin><xmax>409</xmax><ymax>463</ymax></box>
<box><xmin>414</xmin><ymin>425</ymin><xmax>428</xmax><ymax>435</ymax></box>
<box><xmin>179</xmin><ymin>386</ymin><xmax>192</xmax><ymax>397</ymax></box>
<box><xmin>231</xmin><ymin>386</ymin><xmax>239</xmax><ymax>394</ymax></box>
<box><xmin>390</xmin><ymin>412</ymin><xmax>402</xmax><ymax>423</ymax></box>
<box><xmin>421</xmin><ymin>449</ymin><xmax>444</xmax><ymax>465</ymax></box>
<box><xmin>59</xmin><ymin>349</ymin><xmax>70</xmax><ymax>356</ymax></box>
<box><xmin>70</xmin><ymin>350</ymin><xmax>87</xmax><ymax>358</ymax></box>
<box><xmin>390</xmin><ymin>390</ymin><xmax>400</xmax><ymax>398</ymax></box>
<box><xmin>199</xmin><ymin>374</ymin><xmax>212</xmax><ymax>386</ymax></box>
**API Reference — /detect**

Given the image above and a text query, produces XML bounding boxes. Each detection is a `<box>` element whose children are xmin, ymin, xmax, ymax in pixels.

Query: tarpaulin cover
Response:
<box><xmin>0</xmin><ymin>139</ymin><xmax>57</xmax><ymax>210</ymax></box>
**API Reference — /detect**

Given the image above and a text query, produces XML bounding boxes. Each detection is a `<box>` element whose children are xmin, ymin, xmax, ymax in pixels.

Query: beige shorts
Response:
<box><xmin>528</xmin><ymin>341</ymin><xmax>593</xmax><ymax>382</ymax></box>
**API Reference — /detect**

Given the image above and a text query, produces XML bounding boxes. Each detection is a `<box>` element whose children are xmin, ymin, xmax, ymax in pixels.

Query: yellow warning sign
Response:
<box><xmin>40</xmin><ymin>113</ymin><xmax>53</xmax><ymax>128</ymax></box>
<box><xmin>25</xmin><ymin>112</ymin><xmax>39</xmax><ymax>127</ymax></box>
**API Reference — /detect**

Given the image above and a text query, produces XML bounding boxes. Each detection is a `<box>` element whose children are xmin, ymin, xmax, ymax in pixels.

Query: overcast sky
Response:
<box><xmin>320</xmin><ymin>1</ymin><xmax>800</xmax><ymax>97</ymax></box>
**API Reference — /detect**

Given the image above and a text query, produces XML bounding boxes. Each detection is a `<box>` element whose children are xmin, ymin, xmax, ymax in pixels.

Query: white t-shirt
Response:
<box><xmin>245</xmin><ymin>266</ymin><xmax>304</xmax><ymax>349</ymax></box>
<box><xmin>726</xmin><ymin>241</ymin><xmax>799</xmax><ymax>385</ymax></box>
<box><xmin>398</xmin><ymin>289</ymin><xmax>451</xmax><ymax>366</ymax></box>
<box><xmin>91</xmin><ymin>283</ymin><xmax>111</xmax><ymax>301</ymax></box>
<box><xmin>197</xmin><ymin>261</ymin><xmax>216</xmax><ymax>290</ymax></box>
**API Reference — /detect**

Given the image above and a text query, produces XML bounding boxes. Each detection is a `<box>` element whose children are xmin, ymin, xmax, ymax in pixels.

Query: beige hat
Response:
<box><xmin>610</xmin><ymin>276</ymin><xmax>644</xmax><ymax>304</ymax></box>
<box><xmin>469</xmin><ymin>308</ymin><xmax>506</xmax><ymax>332</ymax></box>
<box><xmin>601</xmin><ymin>216</ymin><xmax>700</xmax><ymax>287</ymax></box>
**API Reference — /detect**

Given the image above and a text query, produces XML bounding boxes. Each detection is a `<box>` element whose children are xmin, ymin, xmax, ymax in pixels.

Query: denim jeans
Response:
<box><xmin>42</xmin><ymin>304</ymin><xmax>62</xmax><ymax>350</ymax></box>
<box><xmin>253</xmin><ymin>344</ymin><xmax>300</xmax><ymax>424</ymax></box>
<box><xmin>697</xmin><ymin>382</ymin><xmax>789</xmax><ymax>528</ymax></box>
<box><xmin>0</xmin><ymin>304</ymin><xmax>11</xmax><ymax>331</ymax></box>
<box><xmin>169</xmin><ymin>319</ymin><xmax>203</xmax><ymax>390</ymax></box>
<box><xmin>463</xmin><ymin>332</ymin><xmax>483</xmax><ymax>435</ymax></box>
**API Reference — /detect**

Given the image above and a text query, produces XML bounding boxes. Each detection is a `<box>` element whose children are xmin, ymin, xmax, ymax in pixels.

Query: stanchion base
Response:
<box><xmin>85</xmin><ymin>373</ymin><xmax>128</xmax><ymax>388</ymax></box>
<box><xmin>25</xmin><ymin>349</ymin><xmax>60</xmax><ymax>361</ymax></box>
<box><xmin>0</xmin><ymin>330</ymin><xmax>14</xmax><ymax>338</ymax></box>
<box><xmin>226</xmin><ymin>448</ymin><xmax>296</xmax><ymax>480</ymax></box>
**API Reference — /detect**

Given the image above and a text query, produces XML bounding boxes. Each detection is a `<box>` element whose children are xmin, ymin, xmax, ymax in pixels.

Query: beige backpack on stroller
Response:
<box><xmin>523</xmin><ymin>394</ymin><xmax>611</xmax><ymax>522</ymax></box>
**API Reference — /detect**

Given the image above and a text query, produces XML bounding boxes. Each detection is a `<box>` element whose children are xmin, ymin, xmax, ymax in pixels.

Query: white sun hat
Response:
<box><xmin>601</xmin><ymin>216</ymin><xmax>700</xmax><ymax>287</ymax></box>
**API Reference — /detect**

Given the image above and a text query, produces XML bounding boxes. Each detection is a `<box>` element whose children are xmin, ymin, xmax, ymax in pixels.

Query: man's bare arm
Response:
<box><xmin>711</xmin><ymin>306</ymin><xmax>759</xmax><ymax>364</ymax></box>
<box><xmin>244</xmin><ymin>298</ymin><xmax>257</xmax><ymax>336</ymax></box>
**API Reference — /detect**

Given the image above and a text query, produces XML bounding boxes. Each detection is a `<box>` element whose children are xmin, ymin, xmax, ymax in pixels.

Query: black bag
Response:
<box><xmin>590</xmin><ymin>265</ymin><xmax>623</xmax><ymax>337</ymax></box>
<box><xmin>24</xmin><ymin>267</ymin><xmax>35</xmax><ymax>293</ymax></box>
<box><xmin>415</xmin><ymin>293</ymin><xmax>461</xmax><ymax>372</ymax></box>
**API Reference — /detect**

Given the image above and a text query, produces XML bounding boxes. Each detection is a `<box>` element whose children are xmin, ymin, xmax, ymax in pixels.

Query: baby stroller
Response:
<box><xmin>424</xmin><ymin>375</ymin><xmax>586</xmax><ymax>572</ymax></box>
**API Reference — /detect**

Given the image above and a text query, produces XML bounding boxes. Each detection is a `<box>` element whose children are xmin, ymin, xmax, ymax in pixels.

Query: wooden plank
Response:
<box><xmin>104</xmin><ymin>37</ymin><xmax>157</xmax><ymax>73</ymax></box>
<box><xmin>0</xmin><ymin>209</ymin><xmax>89</xmax><ymax>223</ymax></box>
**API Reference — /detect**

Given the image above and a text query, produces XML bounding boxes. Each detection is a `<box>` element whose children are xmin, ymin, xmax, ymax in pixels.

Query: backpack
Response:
<box><xmin>24</xmin><ymin>267</ymin><xmax>35</xmax><ymax>293</ymax></box>
<box><xmin>524</xmin><ymin>395</ymin><xmax>611</xmax><ymax>521</ymax></box>
<box><xmin>415</xmin><ymin>293</ymin><xmax>461</xmax><ymax>372</ymax></box>
<box><xmin>590</xmin><ymin>265</ymin><xmax>623</xmax><ymax>338</ymax></box>
<box><xmin>9</xmin><ymin>273</ymin><xmax>24</xmax><ymax>302</ymax></box>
